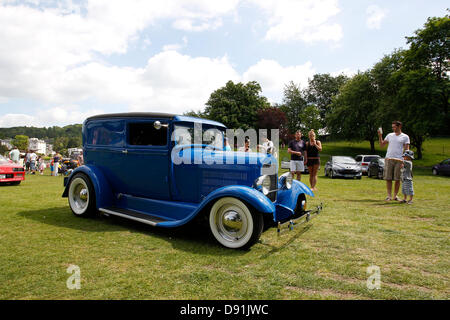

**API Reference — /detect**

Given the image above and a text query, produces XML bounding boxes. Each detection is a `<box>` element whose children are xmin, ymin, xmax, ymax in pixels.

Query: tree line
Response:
<box><xmin>188</xmin><ymin>13</ymin><xmax>449</xmax><ymax>159</ymax></box>
<box><xmin>0</xmin><ymin>124</ymin><xmax>82</xmax><ymax>156</ymax></box>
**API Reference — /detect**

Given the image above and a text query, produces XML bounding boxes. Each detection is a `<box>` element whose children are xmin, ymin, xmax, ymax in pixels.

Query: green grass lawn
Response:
<box><xmin>0</xmin><ymin>139</ymin><xmax>449</xmax><ymax>299</ymax></box>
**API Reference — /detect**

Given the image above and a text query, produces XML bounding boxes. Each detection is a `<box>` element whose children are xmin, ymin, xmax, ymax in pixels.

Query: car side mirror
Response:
<box><xmin>154</xmin><ymin>121</ymin><xmax>168</xmax><ymax>130</ymax></box>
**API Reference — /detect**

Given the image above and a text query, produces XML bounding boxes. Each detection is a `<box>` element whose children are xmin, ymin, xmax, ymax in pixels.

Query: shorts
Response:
<box><xmin>307</xmin><ymin>158</ymin><xmax>320</xmax><ymax>167</ymax></box>
<box><xmin>384</xmin><ymin>158</ymin><xmax>402</xmax><ymax>181</ymax></box>
<box><xmin>402</xmin><ymin>179</ymin><xmax>414</xmax><ymax>196</ymax></box>
<box><xmin>30</xmin><ymin>161</ymin><xmax>36</xmax><ymax>171</ymax></box>
<box><xmin>290</xmin><ymin>160</ymin><xmax>304</xmax><ymax>172</ymax></box>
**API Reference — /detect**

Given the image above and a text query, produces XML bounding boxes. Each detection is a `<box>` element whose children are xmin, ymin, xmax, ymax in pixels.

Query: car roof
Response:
<box><xmin>85</xmin><ymin>112</ymin><xmax>226</xmax><ymax>128</ymax></box>
<box><xmin>86</xmin><ymin>112</ymin><xmax>176</xmax><ymax>120</ymax></box>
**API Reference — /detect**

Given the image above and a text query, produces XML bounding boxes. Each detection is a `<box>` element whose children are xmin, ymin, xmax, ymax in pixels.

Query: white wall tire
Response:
<box><xmin>209</xmin><ymin>197</ymin><xmax>263</xmax><ymax>249</ymax></box>
<box><xmin>68</xmin><ymin>174</ymin><xmax>96</xmax><ymax>217</ymax></box>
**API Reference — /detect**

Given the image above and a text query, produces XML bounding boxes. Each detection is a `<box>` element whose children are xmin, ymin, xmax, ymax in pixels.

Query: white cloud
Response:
<box><xmin>243</xmin><ymin>59</ymin><xmax>316</xmax><ymax>101</ymax></box>
<box><xmin>248</xmin><ymin>0</ymin><xmax>342</xmax><ymax>43</ymax></box>
<box><xmin>366</xmin><ymin>5</ymin><xmax>388</xmax><ymax>30</ymax></box>
<box><xmin>162</xmin><ymin>36</ymin><xmax>188</xmax><ymax>52</ymax></box>
<box><xmin>137</xmin><ymin>50</ymin><xmax>240</xmax><ymax>113</ymax></box>
<box><xmin>0</xmin><ymin>1</ymin><xmax>339</xmax><ymax>127</ymax></box>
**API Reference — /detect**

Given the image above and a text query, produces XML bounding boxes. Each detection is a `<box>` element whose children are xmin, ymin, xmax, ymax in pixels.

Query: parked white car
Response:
<box><xmin>354</xmin><ymin>155</ymin><xmax>381</xmax><ymax>175</ymax></box>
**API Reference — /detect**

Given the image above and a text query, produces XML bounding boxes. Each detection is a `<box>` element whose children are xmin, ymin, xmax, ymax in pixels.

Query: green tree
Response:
<box><xmin>301</xmin><ymin>105</ymin><xmax>322</xmax><ymax>134</ymax></box>
<box><xmin>67</xmin><ymin>137</ymin><xmax>82</xmax><ymax>148</ymax></box>
<box><xmin>12</xmin><ymin>135</ymin><xmax>29</xmax><ymax>151</ymax></box>
<box><xmin>204</xmin><ymin>80</ymin><xmax>270</xmax><ymax>130</ymax></box>
<box><xmin>327</xmin><ymin>72</ymin><xmax>379</xmax><ymax>152</ymax></box>
<box><xmin>53</xmin><ymin>136</ymin><xmax>69</xmax><ymax>156</ymax></box>
<box><xmin>372</xmin><ymin>14</ymin><xmax>450</xmax><ymax>159</ymax></box>
<box><xmin>280</xmin><ymin>81</ymin><xmax>308</xmax><ymax>134</ymax></box>
<box><xmin>305</xmin><ymin>73</ymin><xmax>349</xmax><ymax>126</ymax></box>
<box><xmin>404</xmin><ymin>14</ymin><xmax>450</xmax><ymax>135</ymax></box>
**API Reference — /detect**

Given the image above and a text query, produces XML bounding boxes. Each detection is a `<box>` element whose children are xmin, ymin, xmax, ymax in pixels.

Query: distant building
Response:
<box><xmin>29</xmin><ymin>138</ymin><xmax>47</xmax><ymax>155</ymax></box>
<box><xmin>0</xmin><ymin>139</ymin><xmax>13</xmax><ymax>150</ymax></box>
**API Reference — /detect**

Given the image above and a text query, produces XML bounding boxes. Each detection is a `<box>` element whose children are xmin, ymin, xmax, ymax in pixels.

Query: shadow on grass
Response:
<box><xmin>258</xmin><ymin>224</ymin><xmax>313</xmax><ymax>259</ymax></box>
<box><xmin>17</xmin><ymin>206</ymin><xmax>245</xmax><ymax>256</ymax></box>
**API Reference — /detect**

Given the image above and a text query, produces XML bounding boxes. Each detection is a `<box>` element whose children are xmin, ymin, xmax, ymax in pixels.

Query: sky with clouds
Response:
<box><xmin>0</xmin><ymin>0</ymin><xmax>447</xmax><ymax>127</ymax></box>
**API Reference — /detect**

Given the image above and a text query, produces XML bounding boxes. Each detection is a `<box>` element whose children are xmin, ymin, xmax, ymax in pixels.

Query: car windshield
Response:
<box><xmin>173</xmin><ymin>124</ymin><xmax>225</xmax><ymax>149</ymax></box>
<box><xmin>364</xmin><ymin>156</ymin><xmax>380</xmax><ymax>162</ymax></box>
<box><xmin>333</xmin><ymin>156</ymin><xmax>357</xmax><ymax>164</ymax></box>
<box><xmin>0</xmin><ymin>155</ymin><xmax>9</xmax><ymax>164</ymax></box>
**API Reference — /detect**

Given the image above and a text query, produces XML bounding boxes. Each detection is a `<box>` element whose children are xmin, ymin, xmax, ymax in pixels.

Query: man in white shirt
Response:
<box><xmin>29</xmin><ymin>151</ymin><xmax>38</xmax><ymax>174</ymax></box>
<box><xmin>9</xmin><ymin>147</ymin><xmax>20</xmax><ymax>163</ymax></box>
<box><xmin>378</xmin><ymin>120</ymin><xmax>410</xmax><ymax>201</ymax></box>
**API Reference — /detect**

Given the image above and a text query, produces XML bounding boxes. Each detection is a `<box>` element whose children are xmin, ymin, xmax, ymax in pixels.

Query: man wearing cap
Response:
<box><xmin>378</xmin><ymin>120</ymin><xmax>410</xmax><ymax>201</ymax></box>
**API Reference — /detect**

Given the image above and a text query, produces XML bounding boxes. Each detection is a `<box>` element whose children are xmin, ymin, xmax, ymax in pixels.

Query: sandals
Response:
<box><xmin>407</xmin><ymin>200</ymin><xmax>413</xmax><ymax>205</ymax></box>
<box><xmin>385</xmin><ymin>196</ymin><xmax>392</xmax><ymax>201</ymax></box>
<box><xmin>394</xmin><ymin>196</ymin><xmax>401</xmax><ymax>201</ymax></box>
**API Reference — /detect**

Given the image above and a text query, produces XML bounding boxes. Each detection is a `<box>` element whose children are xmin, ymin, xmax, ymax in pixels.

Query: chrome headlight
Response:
<box><xmin>255</xmin><ymin>175</ymin><xmax>271</xmax><ymax>195</ymax></box>
<box><xmin>279</xmin><ymin>172</ymin><xmax>293</xmax><ymax>189</ymax></box>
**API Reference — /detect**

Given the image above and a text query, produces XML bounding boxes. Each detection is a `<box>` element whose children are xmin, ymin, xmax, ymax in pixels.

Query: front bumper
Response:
<box><xmin>332</xmin><ymin>170</ymin><xmax>362</xmax><ymax>178</ymax></box>
<box><xmin>0</xmin><ymin>172</ymin><xmax>25</xmax><ymax>182</ymax></box>
<box><xmin>277</xmin><ymin>203</ymin><xmax>322</xmax><ymax>235</ymax></box>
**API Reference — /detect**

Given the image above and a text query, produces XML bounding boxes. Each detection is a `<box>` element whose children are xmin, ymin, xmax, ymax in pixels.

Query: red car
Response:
<box><xmin>0</xmin><ymin>155</ymin><xmax>25</xmax><ymax>185</ymax></box>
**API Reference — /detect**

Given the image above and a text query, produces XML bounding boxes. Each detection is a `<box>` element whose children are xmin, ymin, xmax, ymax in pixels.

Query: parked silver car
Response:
<box><xmin>324</xmin><ymin>156</ymin><xmax>362</xmax><ymax>179</ymax></box>
<box><xmin>355</xmin><ymin>155</ymin><xmax>381</xmax><ymax>175</ymax></box>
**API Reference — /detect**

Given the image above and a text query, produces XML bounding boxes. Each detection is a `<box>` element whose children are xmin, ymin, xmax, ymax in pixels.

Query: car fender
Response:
<box><xmin>276</xmin><ymin>180</ymin><xmax>314</xmax><ymax>216</ymax></box>
<box><xmin>62</xmin><ymin>165</ymin><xmax>114</xmax><ymax>209</ymax></box>
<box><xmin>199</xmin><ymin>185</ymin><xmax>276</xmax><ymax>214</ymax></box>
<box><xmin>158</xmin><ymin>185</ymin><xmax>275</xmax><ymax>227</ymax></box>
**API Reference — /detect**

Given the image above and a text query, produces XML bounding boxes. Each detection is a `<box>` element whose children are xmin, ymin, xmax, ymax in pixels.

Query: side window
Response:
<box><xmin>355</xmin><ymin>156</ymin><xmax>362</xmax><ymax>162</ymax></box>
<box><xmin>128</xmin><ymin>122</ymin><xmax>167</xmax><ymax>146</ymax></box>
<box><xmin>86</xmin><ymin>120</ymin><xmax>124</xmax><ymax>147</ymax></box>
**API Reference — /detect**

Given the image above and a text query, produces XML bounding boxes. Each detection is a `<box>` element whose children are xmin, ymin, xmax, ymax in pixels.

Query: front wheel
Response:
<box><xmin>432</xmin><ymin>168</ymin><xmax>438</xmax><ymax>176</ymax></box>
<box><xmin>209</xmin><ymin>197</ymin><xmax>263</xmax><ymax>249</ymax></box>
<box><xmin>68</xmin><ymin>173</ymin><xmax>96</xmax><ymax>217</ymax></box>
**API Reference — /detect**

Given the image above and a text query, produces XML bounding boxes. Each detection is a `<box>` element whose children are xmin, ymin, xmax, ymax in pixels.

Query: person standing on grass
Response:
<box><xmin>25</xmin><ymin>150</ymin><xmax>31</xmax><ymax>173</ymax></box>
<box><xmin>53</xmin><ymin>152</ymin><xmax>61</xmax><ymax>176</ymax></box>
<box><xmin>378</xmin><ymin>120</ymin><xmax>410</xmax><ymax>201</ymax></box>
<box><xmin>305</xmin><ymin>129</ymin><xmax>322</xmax><ymax>191</ymax></box>
<box><xmin>401</xmin><ymin>150</ymin><xmax>414</xmax><ymax>204</ymax></box>
<box><xmin>29</xmin><ymin>150</ymin><xmax>37</xmax><ymax>175</ymax></box>
<box><xmin>288</xmin><ymin>130</ymin><xmax>306</xmax><ymax>181</ymax></box>
<box><xmin>9</xmin><ymin>146</ymin><xmax>20</xmax><ymax>164</ymax></box>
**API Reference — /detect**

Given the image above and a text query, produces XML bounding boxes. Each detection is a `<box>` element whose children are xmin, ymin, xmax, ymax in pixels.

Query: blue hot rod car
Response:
<box><xmin>63</xmin><ymin>113</ymin><xmax>318</xmax><ymax>249</ymax></box>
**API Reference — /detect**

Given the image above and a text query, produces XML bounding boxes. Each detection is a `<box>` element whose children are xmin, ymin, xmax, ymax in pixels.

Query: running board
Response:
<box><xmin>99</xmin><ymin>207</ymin><xmax>169</xmax><ymax>226</ymax></box>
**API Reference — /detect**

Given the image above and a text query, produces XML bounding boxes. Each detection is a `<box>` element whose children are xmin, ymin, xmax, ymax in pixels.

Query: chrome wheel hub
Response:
<box><xmin>215</xmin><ymin>205</ymin><xmax>248</xmax><ymax>242</ymax></box>
<box><xmin>69</xmin><ymin>178</ymin><xmax>89</xmax><ymax>214</ymax></box>
<box><xmin>222</xmin><ymin>210</ymin><xmax>243</xmax><ymax>233</ymax></box>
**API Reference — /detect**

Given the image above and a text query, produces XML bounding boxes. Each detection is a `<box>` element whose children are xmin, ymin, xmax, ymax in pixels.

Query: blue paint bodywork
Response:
<box><xmin>63</xmin><ymin>113</ymin><xmax>315</xmax><ymax>227</ymax></box>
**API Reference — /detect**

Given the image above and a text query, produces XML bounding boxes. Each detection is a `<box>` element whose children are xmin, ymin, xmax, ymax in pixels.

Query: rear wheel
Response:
<box><xmin>209</xmin><ymin>197</ymin><xmax>263</xmax><ymax>249</ymax></box>
<box><xmin>68</xmin><ymin>173</ymin><xmax>96</xmax><ymax>217</ymax></box>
